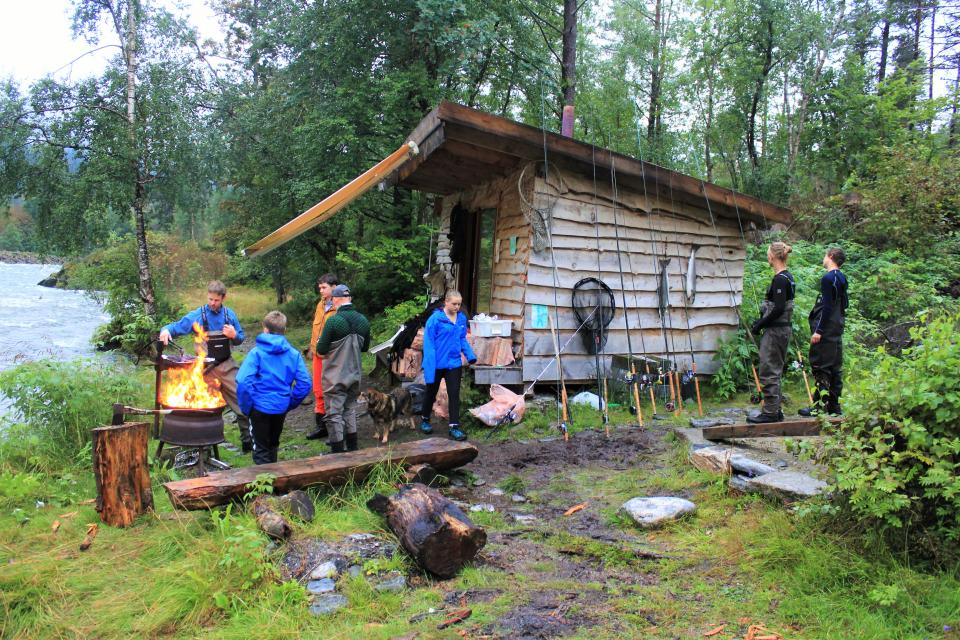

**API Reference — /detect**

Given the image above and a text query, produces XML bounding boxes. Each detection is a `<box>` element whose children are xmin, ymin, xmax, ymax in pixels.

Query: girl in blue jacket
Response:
<box><xmin>237</xmin><ymin>311</ymin><xmax>312</xmax><ymax>464</ymax></box>
<box><xmin>419</xmin><ymin>291</ymin><xmax>477</xmax><ymax>441</ymax></box>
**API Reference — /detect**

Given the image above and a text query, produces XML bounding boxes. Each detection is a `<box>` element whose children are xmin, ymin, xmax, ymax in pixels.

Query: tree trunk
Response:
<box><xmin>879</xmin><ymin>11</ymin><xmax>891</xmax><ymax>83</ymax></box>
<box><xmin>949</xmin><ymin>63</ymin><xmax>960</xmax><ymax>148</ymax></box>
<box><xmin>560</xmin><ymin>0</ymin><xmax>578</xmax><ymax>137</ymax></box>
<box><xmin>705</xmin><ymin>70</ymin><xmax>714</xmax><ymax>182</ymax></box>
<box><xmin>124</xmin><ymin>1</ymin><xmax>157</xmax><ymax>318</ymax></box>
<box><xmin>368</xmin><ymin>483</ymin><xmax>486</xmax><ymax>578</ymax></box>
<box><xmin>929</xmin><ymin>1</ymin><xmax>937</xmax><ymax>99</ymax></box>
<box><xmin>747</xmin><ymin>19</ymin><xmax>774</xmax><ymax>169</ymax></box>
<box><xmin>647</xmin><ymin>0</ymin><xmax>663</xmax><ymax>143</ymax></box>
<box><xmin>92</xmin><ymin>421</ymin><xmax>154</xmax><ymax>527</ymax></box>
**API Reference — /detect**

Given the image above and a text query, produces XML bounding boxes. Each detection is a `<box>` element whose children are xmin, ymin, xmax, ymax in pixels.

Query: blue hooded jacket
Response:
<box><xmin>237</xmin><ymin>333</ymin><xmax>312</xmax><ymax>416</ymax></box>
<box><xmin>421</xmin><ymin>308</ymin><xmax>477</xmax><ymax>384</ymax></box>
<box><xmin>161</xmin><ymin>305</ymin><xmax>245</xmax><ymax>345</ymax></box>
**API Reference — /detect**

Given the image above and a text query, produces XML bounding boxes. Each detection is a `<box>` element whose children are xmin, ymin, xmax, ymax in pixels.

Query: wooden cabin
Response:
<box><xmin>244</xmin><ymin>101</ymin><xmax>792</xmax><ymax>386</ymax></box>
<box><xmin>387</xmin><ymin>102</ymin><xmax>791</xmax><ymax>385</ymax></box>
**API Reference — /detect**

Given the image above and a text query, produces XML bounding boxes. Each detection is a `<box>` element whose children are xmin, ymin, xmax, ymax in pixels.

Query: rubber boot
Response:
<box><xmin>327</xmin><ymin>440</ymin><xmax>346</xmax><ymax>454</ymax></box>
<box><xmin>306</xmin><ymin>413</ymin><xmax>328</xmax><ymax>440</ymax></box>
<box><xmin>747</xmin><ymin>409</ymin><xmax>784</xmax><ymax>424</ymax></box>
<box><xmin>345</xmin><ymin>432</ymin><xmax>359</xmax><ymax>452</ymax></box>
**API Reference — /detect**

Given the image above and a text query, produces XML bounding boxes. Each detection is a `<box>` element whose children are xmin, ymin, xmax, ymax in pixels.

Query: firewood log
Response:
<box><xmin>92</xmin><ymin>421</ymin><xmax>153</xmax><ymax>527</ymax></box>
<box><xmin>368</xmin><ymin>484</ymin><xmax>486</xmax><ymax>578</ymax></box>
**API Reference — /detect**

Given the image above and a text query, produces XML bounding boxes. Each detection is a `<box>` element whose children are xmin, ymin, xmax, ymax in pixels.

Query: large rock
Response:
<box><xmin>689</xmin><ymin>446</ymin><xmax>732</xmax><ymax>474</ymax></box>
<box><xmin>730</xmin><ymin>454</ymin><xmax>776</xmax><ymax>478</ymax></box>
<box><xmin>621</xmin><ymin>497</ymin><xmax>696</xmax><ymax>528</ymax></box>
<box><xmin>746</xmin><ymin>471</ymin><xmax>827</xmax><ymax>501</ymax></box>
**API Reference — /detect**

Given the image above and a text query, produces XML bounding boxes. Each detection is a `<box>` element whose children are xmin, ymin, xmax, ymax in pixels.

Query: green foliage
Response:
<box><xmin>498</xmin><ymin>474</ymin><xmax>526</xmax><ymax>495</ymax></box>
<box><xmin>0</xmin><ymin>359</ymin><xmax>148</xmax><ymax>472</ymax></box>
<box><xmin>243</xmin><ymin>473</ymin><xmax>277</xmax><ymax>500</ymax></box>
<box><xmin>210</xmin><ymin>505</ymin><xmax>273</xmax><ymax>611</ymax></box>
<box><xmin>821</xmin><ymin>315</ymin><xmax>960</xmax><ymax>563</ymax></box>
<box><xmin>369</xmin><ymin>295</ymin><xmax>429</xmax><ymax>343</ymax></box>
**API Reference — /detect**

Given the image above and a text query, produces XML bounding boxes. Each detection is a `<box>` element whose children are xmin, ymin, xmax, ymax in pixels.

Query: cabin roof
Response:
<box><xmin>392</xmin><ymin>101</ymin><xmax>791</xmax><ymax>226</ymax></box>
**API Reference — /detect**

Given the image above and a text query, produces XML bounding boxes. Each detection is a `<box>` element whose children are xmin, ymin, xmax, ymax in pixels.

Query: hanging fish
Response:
<box><xmin>685</xmin><ymin>246</ymin><xmax>698</xmax><ymax>302</ymax></box>
<box><xmin>657</xmin><ymin>258</ymin><xmax>672</xmax><ymax>316</ymax></box>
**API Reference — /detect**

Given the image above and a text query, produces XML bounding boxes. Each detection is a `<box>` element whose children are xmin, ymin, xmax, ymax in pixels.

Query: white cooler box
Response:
<box><xmin>470</xmin><ymin>319</ymin><xmax>513</xmax><ymax>337</ymax></box>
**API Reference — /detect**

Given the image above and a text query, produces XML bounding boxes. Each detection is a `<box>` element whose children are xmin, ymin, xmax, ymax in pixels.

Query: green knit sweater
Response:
<box><xmin>315</xmin><ymin>304</ymin><xmax>371</xmax><ymax>355</ymax></box>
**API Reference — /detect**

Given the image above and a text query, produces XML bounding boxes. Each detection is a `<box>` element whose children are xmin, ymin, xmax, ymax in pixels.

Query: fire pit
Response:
<box><xmin>153</xmin><ymin>323</ymin><xmax>230</xmax><ymax>475</ymax></box>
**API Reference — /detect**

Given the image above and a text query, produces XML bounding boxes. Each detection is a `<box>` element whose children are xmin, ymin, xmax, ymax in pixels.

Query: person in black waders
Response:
<box><xmin>159</xmin><ymin>280</ymin><xmax>252</xmax><ymax>452</ymax></box>
<box><xmin>747</xmin><ymin>242</ymin><xmax>795</xmax><ymax>425</ymax></box>
<box><xmin>799</xmin><ymin>247</ymin><xmax>848</xmax><ymax>416</ymax></box>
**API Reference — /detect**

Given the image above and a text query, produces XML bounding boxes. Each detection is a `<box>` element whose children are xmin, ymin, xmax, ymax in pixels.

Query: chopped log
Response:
<box><xmin>164</xmin><ymin>437</ymin><xmax>478</xmax><ymax>510</ymax></box>
<box><xmin>92</xmin><ymin>421</ymin><xmax>153</xmax><ymax>527</ymax></box>
<box><xmin>403</xmin><ymin>463</ymin><xmax>438</xmax><ymax>485</ymax></box>
<box><xmin>368</xmin><ymin>484</ymin><xmax>486</xmax><ymax>579</ymax></box>
<box><xmin>252</xmin><ymin>495</ymin><xmax>293</xmax><ymax>540</ymax></box>
<box><xmin>701</xmin><ymin>417</ymin><xmax>843</xmax><ymax>441</ymax></box>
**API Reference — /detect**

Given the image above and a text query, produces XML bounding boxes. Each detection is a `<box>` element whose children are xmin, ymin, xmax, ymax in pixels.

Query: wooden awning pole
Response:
<box><xmin>243</xmin><ymin>141</ymin><xmax>420</xmax><ymax>258</ymax></box>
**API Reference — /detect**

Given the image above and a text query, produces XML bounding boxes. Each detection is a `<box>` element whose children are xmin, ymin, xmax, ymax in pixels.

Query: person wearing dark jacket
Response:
<box><xmin>159</xmin><ymin>280</ymin><xmax>252</xmax><ymax>452</ymax></box>
<box><xmin>799</xmin><ymin>247</ymin><xmax>848</xmax><ymax>416</ymax></box>
<box><xmin>237</xmin><ymin>311</ymin><xmax>312</xmax><ymax>465</ymax></box>
<box><xmin>419</xmin><ymin>290</ymin><xmax>477</xmax><ymax>441</ymax></box>
<box><xmin>748</xmin><ymin>242</ymin><xmax>796</xmax><ymax>424</ymax></box>
<box><xmin>315</xmin><ymin>284</ymin><xmax>370</xmax><ymax>453</ymax></box>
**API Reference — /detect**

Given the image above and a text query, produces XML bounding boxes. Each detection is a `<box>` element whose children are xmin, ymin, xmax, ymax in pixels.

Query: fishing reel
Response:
<box><xmin>681</xmin><ymin>369</ymin><xmax>696</xmax><ymax>386</ymax></box>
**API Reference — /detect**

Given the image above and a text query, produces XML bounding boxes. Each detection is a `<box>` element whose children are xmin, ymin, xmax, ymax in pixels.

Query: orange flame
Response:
<box><xmin>159</xmin><ymin>322</ymin><xmax>226</xmax><ymax>409</ymax></box>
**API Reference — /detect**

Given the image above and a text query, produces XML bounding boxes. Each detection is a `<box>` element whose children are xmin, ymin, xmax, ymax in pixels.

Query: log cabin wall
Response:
<box><xmin>459</xmin><ymin>169</ymin><xmax>530</xmax><ymax>349</ymax></box>
<box><xmin>522</xmin><ymin>167</ymin><xmax>745</xmax><ymax>382</ymax></box>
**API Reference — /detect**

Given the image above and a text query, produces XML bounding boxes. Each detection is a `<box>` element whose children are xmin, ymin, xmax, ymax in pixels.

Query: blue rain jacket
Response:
<box><xmin>237</xmin><ymin>333</ymin><xmax>312</xmax><ymax>416</ymax></box>
<box><xmin>421</xmin><ymin>309</ymin><xmax>477</xmax><ymax>384</ymax></box>
<box><xmin>161</xmin><ymin>305</ymin><xmax>245</xmax><ymax>345</ymax></box>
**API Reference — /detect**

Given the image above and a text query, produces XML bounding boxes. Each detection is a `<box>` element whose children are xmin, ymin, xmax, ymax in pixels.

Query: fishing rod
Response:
<box><xmin>609</xmin><ymin>157</ymin><xmax>645</xmax><ymax>429</ymax></box>
<box><xmin>664</xmin><ymin>171</ymin><xmax>704</xmax><ymax>416</ymax></box>
<box><xmin>590</xmin><ymin>142</ymin><xmax>611</xmax><ymax>434</ymax></box>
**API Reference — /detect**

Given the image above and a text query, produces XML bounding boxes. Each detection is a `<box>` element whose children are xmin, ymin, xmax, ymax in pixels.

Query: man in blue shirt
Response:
<box><xmin>159</xmin><ymin>280</ymin><xmax>252</xmax><ymax>452</ymax></box>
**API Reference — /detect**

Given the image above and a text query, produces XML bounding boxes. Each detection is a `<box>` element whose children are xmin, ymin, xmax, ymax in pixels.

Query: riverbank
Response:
<box><xmin>0</xmin><ymin>250</ymin><xmax>63</xmax><ymax>265</ymax></box>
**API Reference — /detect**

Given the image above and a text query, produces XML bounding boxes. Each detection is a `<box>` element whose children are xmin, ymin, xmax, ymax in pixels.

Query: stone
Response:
<box><xmin>309</xmin><ymin>593</ymin><xmax>348</xmax><ymax>616</ymax></box>
<box><xmin>689</xmin><ymin>446</ymin><xmax>732</xmax><ymax>474</ymax></box>
<box><xmin>746</xmin><ymin>471</ymin><xmax>827</xmax><ymax>501</ymax></box>
<box><xmin>729</xmin><ymin>454</ymin><xmax>776</xmax><ymax>478</ymax></box>
<box><xmin>621</xmin><ymin>497</ymin><xmax>697</xmax><ymax>528</ymax></box>
<box><xmin>309</xmin><ymin>561</ymin><xmax>339</xmax><ymax>580</ymax></box>
<box><xmin>774</xmin><ymin>459</ymin><xmax>789</xmax><ymax>470</ymax></box>
<box><xmin>347</xmin><ymin>565</ymin><xmax>362</xmax><ymax>578</ymax></box>
<box><xmin>512</xmin><ymin>514</ymin><xmax>537</xmax><ymax>524</ymax></box>
<box><xmin>728</xmin><ymin>475</ymin><xmax>753</xmax><ymax>493</ymax></box>
<box><xmin>470</xmin><ymin>503</ymin><xmax>495</xmax><ymax>513</ymax></box>
<box><xmin>473</xmin><ymin>478</ymin><xmax>486</xmax><ymax>487</ymax></box>
<box><xmin>347</xmin><ymin>533</ymin><xmax>375</xmax><ymax>542</ymax></box>
<box><xmin>511</xmin><ymin>494</ymin><xmax>527</xmax><ymax>503</ymax></box>
<box><xmin>375</xmin><ymin>573</ymin><xmax>407</xmax><ymax>592</ymax></box>
<box><xmin>487</xmin><ymin>488</ymin><xmax>504</xmax><ymax>496</ymax></box>
<box><xmin>689</xmin><ymin>417</ymin><xmax>737</xmax><ymax>429</ymax></box>
<box><xmin>538</xmin><ymin>436</ymin><xmax>560</xmax><ymax>443</ymax></box>
<box><xmin>307</xmin><ymin>578</ymin><xmax>337</xmax><ymax>595</ymax></box>
<box><xmin>279</xmin><ymin>490</ymin><xmax>316</xmax><ymax>522</ymax></box>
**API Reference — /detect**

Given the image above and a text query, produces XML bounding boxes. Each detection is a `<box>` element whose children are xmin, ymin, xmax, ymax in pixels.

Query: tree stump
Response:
<box><xmin>92</xmin><ymin>421</ymin><xmax>153</xmax><ymax>527</ymax></box>
<box><xmin>368</xmin><ymin>484</ymin><xmax>486</xmax><ymax>578</ymax></box>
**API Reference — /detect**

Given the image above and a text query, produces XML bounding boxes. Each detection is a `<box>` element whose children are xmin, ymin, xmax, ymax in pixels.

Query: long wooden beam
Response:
<box><xmin>701</xmin><ymin>417</ymin><xmax>843</xmax><ymax>441</ymax></box>
<box><xmin>243</xmin><ymin>141</ymin><xmax>420</xmax><ymax>259</ymax></box>
<box><xmin>164</xmin><ymin>438</ymin><xmax>478</xmax><ymax>510</ymax></box>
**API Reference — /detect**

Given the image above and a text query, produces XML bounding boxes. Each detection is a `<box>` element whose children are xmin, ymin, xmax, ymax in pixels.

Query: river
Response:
<box><xmin>0</xmin><ymin>263</ymin><xmax>109</xmax><ymax>373</ymax></box>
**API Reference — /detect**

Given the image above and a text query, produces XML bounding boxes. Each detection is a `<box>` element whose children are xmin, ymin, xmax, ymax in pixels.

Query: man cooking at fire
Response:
<box><xmin>158</xmin><ymin>280</ymin><xmax>252</xmax><ymax>453</ymax></box>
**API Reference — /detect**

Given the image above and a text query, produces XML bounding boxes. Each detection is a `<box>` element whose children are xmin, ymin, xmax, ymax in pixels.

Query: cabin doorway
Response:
<box><xmin>457</xmin><ymin>208</ymin><xmax>496</xmax><ymax>316</ymax></box>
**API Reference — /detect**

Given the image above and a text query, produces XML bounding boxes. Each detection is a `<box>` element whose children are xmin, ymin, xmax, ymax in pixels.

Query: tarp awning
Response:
<box><xmin>243</xmin><ymin>141</ymin><xmax>419</xmax><ymax>259</ymax></box>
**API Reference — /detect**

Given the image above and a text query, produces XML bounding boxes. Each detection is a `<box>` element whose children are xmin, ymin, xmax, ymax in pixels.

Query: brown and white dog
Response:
<box><xmin>361</xmin><ymin>386</ymin><xmax>416</xmax><ymax>443</ymax></box>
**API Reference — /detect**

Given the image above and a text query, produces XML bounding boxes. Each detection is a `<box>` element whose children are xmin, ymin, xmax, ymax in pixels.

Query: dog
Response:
<box><xmin>361</xmin><ymin>386</ymin><xmax>416</xmax><ymax>443</ymax></box>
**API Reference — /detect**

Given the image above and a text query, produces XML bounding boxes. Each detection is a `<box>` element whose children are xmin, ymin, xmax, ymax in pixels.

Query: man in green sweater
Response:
<box><xmin>315</xmin><ymin>284</ymin><xmax>371</xmax><ymax>453</ymax></box>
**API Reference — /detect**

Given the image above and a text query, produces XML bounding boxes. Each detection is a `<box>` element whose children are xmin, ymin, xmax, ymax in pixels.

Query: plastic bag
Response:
<box><xmin>469</xmin><ymin>384</ymin><xmax>526</xmax><ymax>427</ymax></box>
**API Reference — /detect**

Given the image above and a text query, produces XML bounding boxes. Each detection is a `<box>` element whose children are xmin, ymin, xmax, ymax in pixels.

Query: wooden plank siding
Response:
<box><xmin>522</xmin><ymin>169</ymin><xmax>745</xmax><ymax>379</ymax></box>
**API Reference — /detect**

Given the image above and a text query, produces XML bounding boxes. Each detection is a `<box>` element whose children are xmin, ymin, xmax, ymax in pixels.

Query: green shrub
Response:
<box><xmin>0</xmin><ymin>359</ymin><xmax>148</xmax><ymax>472</ymax></box>
<box><xmin>821</xmin><ymin>314</ymin><xmax>960</xmax><ymax>563</ymax></box>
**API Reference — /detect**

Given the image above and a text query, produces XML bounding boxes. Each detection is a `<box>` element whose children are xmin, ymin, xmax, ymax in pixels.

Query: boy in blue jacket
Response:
<box><xmin>237</xmin><ymin>311</ymin><xmax>312</xmax><ymax>465</ymax></box>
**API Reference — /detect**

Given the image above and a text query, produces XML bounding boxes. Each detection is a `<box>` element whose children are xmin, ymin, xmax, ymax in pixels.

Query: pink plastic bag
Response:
<box><xmin>469</xmin><ymin>384</ymin><xmax>526</xmax><ymax>427</ymax></box>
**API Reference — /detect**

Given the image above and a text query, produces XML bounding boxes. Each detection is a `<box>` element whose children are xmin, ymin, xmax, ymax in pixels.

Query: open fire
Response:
<box><xmin>159</xmin><ymin>322</ymin><xmax>225</xmax><ymax>409</ymax></box>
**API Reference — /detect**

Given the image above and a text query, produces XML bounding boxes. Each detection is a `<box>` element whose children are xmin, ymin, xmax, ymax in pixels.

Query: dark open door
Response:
<box><xmin>456</xmin><ymin>208</ymin><xmax>496</xmax><ymax>316</ymax></box>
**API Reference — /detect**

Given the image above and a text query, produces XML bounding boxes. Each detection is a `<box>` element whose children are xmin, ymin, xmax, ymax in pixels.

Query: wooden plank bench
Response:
<box><xmin>164</xmin><ymin>438</ymin><xmax>478</xmax><ymax>510</ymax></box>
<box><xmin>701</xmin><ymin>417</ymin><xmax>844</xmax><ymax>441</ymax></box>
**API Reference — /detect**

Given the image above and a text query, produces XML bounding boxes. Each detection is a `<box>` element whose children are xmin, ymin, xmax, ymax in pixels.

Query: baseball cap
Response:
<box><xmin>331</xmin><ymin>284</ymin><xmax>352</xmax><ymax>297</ymax></box>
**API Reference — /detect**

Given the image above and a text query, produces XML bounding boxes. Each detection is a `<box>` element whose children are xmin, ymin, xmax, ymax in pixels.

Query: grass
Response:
<box><xmin>175</xmin><ymin>286</ymin><xmax>278</xmax><ymax>327</ymax></box>
<box><xmin>2</xmin><ymin>395</ymin><xmax>959</xmax><ymax>638</ymax></box>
